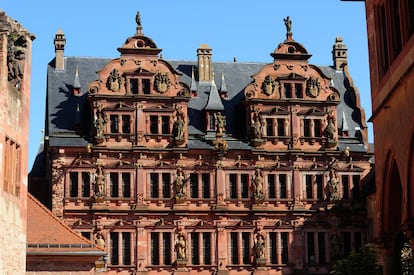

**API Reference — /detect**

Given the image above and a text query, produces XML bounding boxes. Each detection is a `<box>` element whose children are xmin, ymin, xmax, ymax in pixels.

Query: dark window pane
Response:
<box><xmin>281</xmin><ymin>232</ymin><xmax>289</xmax><ymax>264</ymax></box>
<box><xmin>130</xmin><ymin>79</ymin><xmax>138</xmax><ymax>94</ymax></box>
<box><xmin>277</xmin><ymin>118</ymin><xmax>285</xmax><ymax>136</ymax></box>
<box><xmin>241</xmin><ymin>174</ymin><xmax>249</xmax><ymax>199</ymax></box>
<box><xmin>190</xmin><ymin>173</ymin><xmax>198</xmax><ymax>198</ymax></box>
<box><xmin>110</xmin><ymin>115</ymin><xmax>119</xmax><ymax>133</ymax></box>
<box><xmin>316</xmin><ymin>175</ymin><xmax>323</xmax><ymax>200</ymax></box>
<box><xmin>279</xmin><ymin>174</ymin><xmax>287</xmax><ymax>199</ymax></box>
<box><xmin>269</xmin><ymin>232</ymin><xmax>277</xmax><ymax>264</ymax></box>
<box><xmin>150</xmin><ymin>116</ymin><xmax>158</xmax><ymax>134</ymax></box>
<box><xmin>151</xmin><ymin>233</ymin><xmax>159</xmax><ymax>265</ymax></box>
<box><xmin>307</xmin><ymin>232</ymin><xmax>315</xmax><ymax>263</ymax></box>
<box><xmin>142</xmin><ymin>79</ymin><xmax>151</xmax><ymax>94</ymax></box>
<box><xmin>122</xmin><ymin>115</ymin><xmax>130</xmax><ymax>133</ymax></box>
<box><xmin>202</xmin><ymin>174</ymin><xmax>210</xmax><ymax>198</ymax></box>
<box><xmin>304</xmin><ymin>119</ymin><xmax>311</xmax><ymax>137</ymax></box>
<box><xmin>81</xmin><ymin>172</ymin><xmax>90</xmax><ymax>197</ymax></box>
<box><xmin>318</xmin><ymin>232</ymin><xmax>326</xmax><ymax>264</ymax></box>
<box><xmin>306</xmin><ymin>175</ymin><xmax>313</xmax><ymax>199</ymax></box>
<box><xmin>110</xmin><ymin>232</ymin><xmax>119</xmax><ymax>265</ymax></box>
<box><xmin>191</xmin><ymin>232</ymin><xmax>200</xmax><ymax>265</ymax></box>
<box><xmin>266</xmin><ymin>118</ymin><xmax>274</xmax><ymax>136</ymax></box>
<box><xmin>163</xmin><ymin>233</ymin><xmax>171</xmax><ymax>265</ymax></box>
<box><xmin>242</xmin><ymin>232</ymin><xmax>250</xmax><ymax>264</ymax></box>
<box><xmin>150</xmin><ymin>173</ymin><xmax>159</xmax><ymax>198</ymax></box>
<box><xmin>203</xmin><ymin>233</ymin><xmax>211</xmax><ymax>265</ymax></box>
<box><xmin>70</xmin><ymin>172</ymin><xmax>78</xmax><ymax>197</ymax></box>
<box><xmin>122</xmin><ymin>173</ymin><xmax>131</xmax><ymax>198</ymax></box>
<box><xmin>342</xmin><ymin>175</ymin><xmax>349</xmax><ymax>199</ymax></box>
<box><xmin>123</xmin><ymin>232</ymin><xmax>131</xmax><ymax>265</ymax></box>
<box><xmin>110</xmin><ymin>173</ymin><xmax>119</xmax><ymax>197</ymax></box>
<box><xmin>162</xmin><ymin>116</ymin><xmax>170</xmax><ymax>134</ymax></box>
<box><xmin>268</xmin><ymin>174</ymin><xmax>276</xmax><ymax>199</ymax></box>
<box><xmin>229</xmin><ymin>174</ymin><xmax>237</xmax><ymax>199</ymax></box>
<box><xmin>162</xmin><ymin>173</ymin><xmax>171</xmax><ymax>198</ymax></box>
<box><xmin>295</xmin><ymin>83</ymin><xmax>303</xmax><ymax>98</ymax></box>
<box><xmin>314</xmin><ymin>119</ymin><xmax>321</xmax><ymax>137</ymax></box>
<box><xmin>230</xmin><ymin>232</ymin><xmax>239</xmax><ymax>264</ymax></box>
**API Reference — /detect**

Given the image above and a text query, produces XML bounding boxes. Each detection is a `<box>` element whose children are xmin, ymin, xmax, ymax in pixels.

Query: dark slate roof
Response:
<box><xmin>45</xmin><ymin>57</ymin><xmax>367</xmax><ymax>152</ymax></box>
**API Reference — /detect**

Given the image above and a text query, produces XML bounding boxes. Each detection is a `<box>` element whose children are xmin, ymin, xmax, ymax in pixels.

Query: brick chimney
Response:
<box><xmin>54</xmin><ymin>29</ymin><xmax>66</xmax><ymax>70</ymax></box>
<box><xmin>197</xmin><ymin>44</ymin><xmax>212</xmax><ymax>82</ymax></box>
<box><xmin>332</xmin><ymin>36</ymin><xmax>347</xmax><ymax>70</ymax></box>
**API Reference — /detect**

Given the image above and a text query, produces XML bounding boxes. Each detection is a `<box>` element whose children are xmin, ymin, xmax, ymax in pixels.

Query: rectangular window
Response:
<box><xmin>279</xmin><ymin>174</ymin><xmax>287</xmax><ymax>199</ymax></box>
<box><xmin>316</xmin><ymin>175</ymin><xmax>323</xmax><ymax>200</ymax></box>
<box><xmin>266</xmin><ymin>118</ymin><xmax>274</xmax><ymax>136</ymax></box>
<box><xmin>314</xmin><ymin>119</ymin><xmax>321</xmax><ymax>137</ymax></box>
<box><xmin>161</xmin><ymin>116</ymin><xmax>170</xmax><ymax>134</ymax></box>
<box><xmin>307</xmin><ymin>232</ymin><xmax>315</xmax><ymax>263</ymax></box>
<box><xmin>202</xmin><ymin>174</ymin><xmax>210</xmax><ymax>198</ymax></box>
<box><xmin>306</xmin><ymin>175</ymin><xmax>313</xmax><ymax>199</ymax></box>
<box><xmin>81</xmin><ymin>232</ymin><xmax>91</xmax><ymax>240</ymax></box>
<box><xmin>203</xmin><ymin>233</ymin><xmax>212</xmax><ymax>265</ymax></box>
<box><xmin>122</xmin><ymin>232</ymin><xmax>131</xmax><ymax>265</ymax></box>
<box><xmin>110</xmin><ymin>232</ymin><xmax>119</xmax><ymax>265</ymax></box>
<box><xmin>151</xmin><ymin>232</ymin><xmax>160</xmax><ymax>265</ymax></box>
<box><xmin>230</xmin><ymin>232</ymin><xmax>239</xmax><ymax>264</ymax></box>
<box><xmin>150</xmin><ymin>116</ymin><xmax>158</xmax><ymax>134</ymax></box>
<box><xmin>122</xmin><ymin>115</ymin><xmax>130</xmax><ymax>133</ymax></box>
<box><xmin>110</xmin><ymin>115</ymin><xmax>119</xmax><ymax>133</ymax></box>
<box><xmin>130</xmin><ymin>79</ymin><xmax>138</xmax><ymax>94</ymax></box>
<box><xmin>277</xmin><ymin>118</ymin><xmax>285</xmax><ymax>136</ymax></box>
<box><xmin>269</xmin><ymin>232</ymin><xmax>277</xmax><ymax>264</ymax></box>
<box><xmin>343</xmin><ymin>232</ymin><xmax>351</xmax><ymax>257</ymax></box>
<box><xmin>110</xmin><ymin>172</ymin><xmax>119</xmax><ymax>197</ymax></box>
<box><xmin>304</xmin><ymin>119</ymin><xmax>311</xmax><ymax>137</ymax></box>
<box><xmin>191</xmin><ymin>232</ymin><xmax>200</xmax><ymax>265</ymax></box>
<box><xmin>142</xmin><ymin>78</ymin><xmax>151</xmax><ymax>94</ymax></box>
<box><xmin>242</xmin><ymin>232</ymin><xmax>250</xmax><ymax>264</ymax></box>
<box><xmin>295</xmin><ymin>83</ymin><xmax>303</xmax><ymax>98</ymax></box>
<box><xmin>281</xmin><ymin>232</ymin><xmax>289</xmax><ymax>264</ymax></box>
<box><xmin>268</xmin><ymin>174</ymin><xmax>276</xmax><ymax>199</ymax></box>
<box><xmin>163</xmin><ymin>233</ymin><xmax>172</xmax><ymax>265</ymax></box>
<box><xmin>318</xmin><ymin>232</ymin><xmax>326</xmax><ymax>264</ymax></box>
<box><xmin>342</xmin><ymin>175</ymin><xmax>349</xmax><ymax>199</ymax></box>
<box><xmin>229</xmin><ymin>174</ymin><xmax>237</xmax><ymax>199</ymax></box>
<box><xmin>190</xmin><ymin>173</ymin><xmax>198</xmax><ymax>198</ymax></box>
<box><xmin>122</xmin><ymin>173</ymin><xmax>131</xmax><ymax>198</ymax></box>
<box><xmin>241</xmin><ymin>174</ymin><xmax>249</xmax><ymax>199</ymax></box>
<box><xmin>162</xmin><ymin>173</ymin><xmax>171</xmax><ymax>198</ymax></box>
<box><xmin>81</xmin><ymin>172</ymin><xmax>90</xmax><ymax>197</ymax></box>
<box><xmin>352</xmin><ymin>175</ymin><xmax>360</xmax><ymax>199</ymax></box>
<box><xmin>150</xmin><ymin>173</ymin><xmax>159</xmax><ymax>198</ymax></box>
<box><xmin>284</xmin><ymin>83</ymin><xmax>292</xmax><ymax>98</ymax></box>
<box><xmin>70</xmin><ymin>172</ymin><xmax>78</xmax><ymax>197</ymax></box>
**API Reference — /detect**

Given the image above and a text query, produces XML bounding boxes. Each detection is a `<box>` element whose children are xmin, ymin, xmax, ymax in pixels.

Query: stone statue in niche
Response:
<box><xmin>172</xmin><ymin>107</ymin><xmax>185</xmax><ymax>145</ymax></box>
<box><xmin>7</xmin><ymin>33</ymin><xmax>27</xmax><ymax>87</ymax></box>
<box><xmin>324</xmin><ymin>112</ymin><xmax>337</xmax><ymax>148</ymax></box>
<box><xmin>174</xmin><ymin>168</ymin><xmax>187</xmax><ymax>203</ymax></box>
<box><xmin>94</xmin><ymin>105</ymin><xmax>106</xmax><ymax>144</ymax></box>
<box><xmin>93</xmin><ymin>164</ymin><xmax>106</xmax><ymax>202</ymax></box>
<box><xmin>252</xmin><ymin>168</ymin><xmax>265</xmax><ymax>203</ymax></box>
<box><xmin>154</xmin><ymin>72</ymin><xmax>171</xmax><ymax>93</ymax></box>
<box><xmin>252</xmin><ymin>109</ymin><xmax>263</xmax><ymax>140</ymax></box>
<box><xmin>255</xmin><ymin>233</ymin><xmax>266</xmax><ymax>259</ymax></box>
<box><xmin>326</xmin><ymin>169</ymin><xmax>340</xmax><ymax>202</ymax></box>
<box><xmin>106</xmin><ymin>69</ymin><xmax>122</xmax><ymax>92</ymax></box>
<box><xmin>175</xmin><ymin>234</ymin><xmax>187</xmax><ymax>260</ymax></box>
<box><xmin>306</xmin><ymin>77</ymin><xmax>320</xmax><ymax>98</ymax></box>
<box><xmin>95</xmin><ymin>233</ymin><xmax>105</xmax><ymax>248</ymax></box>
<box><xmin>214</xmin><ymin>112</ymin><xmax>226</xmax><ymax>137</ymax></box>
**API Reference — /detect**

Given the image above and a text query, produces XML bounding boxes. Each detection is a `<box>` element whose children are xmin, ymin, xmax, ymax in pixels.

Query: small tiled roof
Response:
<box><xmin>27</xmin><ymin>193</ymin><xmax>105</xmax><ymax>255</ymax></box>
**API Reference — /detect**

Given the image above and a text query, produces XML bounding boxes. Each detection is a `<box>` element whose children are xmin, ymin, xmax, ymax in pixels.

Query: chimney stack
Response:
<box><xmin>54</xmin><ymin>29</ymin><xmax>66</xmax><ymax>70</ymax></box>
<box><xmin>197</xmin><ymin>44</ymin><xmax>212</xmax><ymax>82</ymax></box>
<box><xmin>332</xmin><ymin>36</ymin><xmax>347</xmax><ymax>71</ymax></box>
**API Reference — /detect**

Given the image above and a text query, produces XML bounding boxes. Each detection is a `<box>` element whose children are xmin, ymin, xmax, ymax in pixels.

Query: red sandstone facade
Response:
<box><xmin>31</xmin><ymin>13</ymin><xmax>373</xmax><ymax>274</ymax></box>
<box><xmin>0</xmin><ymin>11</ymin><xmax>33</xmax><ymax>275</ymax></box>
<box><xmin>357</xmin><ymin>0</ymin><xmax>414</xmax><ymax>273</ymax></box>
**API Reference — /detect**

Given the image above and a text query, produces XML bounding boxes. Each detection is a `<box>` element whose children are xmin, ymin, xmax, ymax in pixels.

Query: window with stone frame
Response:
<box><xmin>3</xmin><ymin>137</ymin><xmax>21</xmax><ymax>196</ymax></box>
<box><xmin>129</xmin><ymin>77</ymin><xmax>152</xmax><ymax>95</ymax></box>
<box><xmin>109</xmin><ymin>172</ymin><xmax>132</xmax><ymax>198</ymax></box>
<box><xmin>302</xmin><ymin>118</ymin><xmax>322</xmax><ymax>138</ymax></box>
<box><xmin>150</xmin><ymin>232</ymin><xmax>173</xmax><ymax>266</ymax></box>
<box><xmin>148</xmin><ymin>115</ymin><xmax>171</xmax><ymax>135</ymax></box>
<box><xmin>264</xmin><ymin>117</ymin><xmax>288</xmax><ymax>137</ymax></box>
<box><xmin>228</xmin><ymin>173</ymin><xmax>250</xmax><ymax>200</ymax></box>
<box><xmin>190</xmin><ymin>232</ymin><xmax>213</xmax><ymax>265</ymax></box>
<box><xmin>306</xmin><ymin>231</ymin><xmax>327</xmax><ymax>264</ymax></box>
<box><xmin>305</xmin><ymin>174</ymin><xmax>324</xmax><ymax>200</ymax></box>
<box><xmin>68</xmin><ymin>171</ymin><xmax>91</xmax><ymax>198</ymax></box>
<box><xmin>267</xmin><ymin>173</ymin><xmax>289</xmax><ymax>199</ymax></box>
<box><xmin>109</xmin><ymin>114</ymin><xmax>131</xmax><ymax>134</ymax></box>
<box><xmin>149</xmin><ymin>172</ymin><xmax>171</xmax><ymax>199</ymax></box>
<box><xmin>269</xmin><ymin>231</ymin><xmax>290</xmax><ymax>265</ymax></box>
<box><xmin>109</xmin><ymin>231</ymin><xmax>133</xmax><ymax>266</ymax></box>
<box><xmin>229</xmin><ymin>231</ymin><xmax>251</xmax><ymax>265</ymax></box>
<box><xmin>189</xmin><ymin>173</ymin><xmax>211</xmax><ymax>199</ymax></box>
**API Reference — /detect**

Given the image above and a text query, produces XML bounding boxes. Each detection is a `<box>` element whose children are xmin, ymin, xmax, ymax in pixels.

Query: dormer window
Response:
<box><xmin>129</xmin><ymin>77</ymin><xmax>152</xmax><ymax>95</ymax></box>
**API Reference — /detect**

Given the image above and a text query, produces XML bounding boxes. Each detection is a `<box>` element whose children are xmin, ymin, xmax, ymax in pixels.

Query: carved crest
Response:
<box><xmin>306</xmin><ymin>77</ymin><xmax>320</xmax><ymax>97</ymax></box>
<box><xmin>106</xmin><ymin>69</ymin><xmax>122</xmax><ymax>92</ymax></box>
<box><xmin>154</xmin><ymin>72</ymin><xmax>171</xmax><ymax>93</ymax></box>
<box><xmin>261</xmin><ymin>75</ymin><xmax>275</xmax><ymax>96</ymax></box>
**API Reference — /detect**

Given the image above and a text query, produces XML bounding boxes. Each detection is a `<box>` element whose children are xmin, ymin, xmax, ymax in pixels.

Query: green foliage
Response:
<box><xmin>333</xmin><ymin>246</ymin><xmax>383</xmax><ymax>275</ymax></box>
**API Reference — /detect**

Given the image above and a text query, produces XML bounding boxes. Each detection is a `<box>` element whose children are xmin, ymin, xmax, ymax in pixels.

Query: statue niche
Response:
<box><xmin>7</xmin><ymin>33</ymin><xmax>28</xmax><ymax>88</ymax></box>
<box><xmin>93</xmin><ymin>164</ymin><xmax>106</xmax><ymax>203</ymax></box>
<box><xmin>324</xmin><ymin>112</ymin><xmax>337</xmax><ymax>148</ymax></box>
<box><xmin>172</xmin><ymin>107</ymin><xmax>185</xmax><ymax>145</ymax></box>
<box><xmin>174</xmin><ymin>168</ymin><xmax>187</xmax><ymax>204</ymax></box>
<box><xmin>94</xmin><ymin>105</ymin><xmax>106</xmax><ymax>144</ymax></box>
<box><xmin>154</xmin><ymin>72</ymin><xmax>171</xmax><ymax>93</ymax></box>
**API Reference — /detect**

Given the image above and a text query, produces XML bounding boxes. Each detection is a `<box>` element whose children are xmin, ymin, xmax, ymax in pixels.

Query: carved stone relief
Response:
<box><xmin>7</xmin><ymin>32</ymin><xmax>27</xmax><ymax>87</ymax></box>
<box><xmin>306</xmin><ymin>77</ymin><xmax>320</xmax><ymax>98</ymax></box>
<box><xmin>261</xmin><ymin>75</ymin><xmax>280</xmax><ymax>98</ymax></box>
<box><xmin>154</xmin><ymin>72</ymin><xmax>170</xmax><ymax>93</ymax></box>
<box><xmin>106</xmin><ymin>69</ymin><xmax>122</xmax><ymax>92</ymax></box>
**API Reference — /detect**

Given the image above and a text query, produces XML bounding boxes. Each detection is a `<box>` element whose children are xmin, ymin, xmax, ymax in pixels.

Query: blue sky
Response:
<box><xmin>2</xmin><ymin>1</ymin><xmax>371</xmax><ymax>168</ymax></box>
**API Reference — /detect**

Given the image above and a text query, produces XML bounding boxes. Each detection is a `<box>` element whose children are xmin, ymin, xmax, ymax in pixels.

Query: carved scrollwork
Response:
<box><xmin>88</xmin><ymin>85</ymin><xmax>99</xmax><ymax>95</ymax></box>
<box><xmin>106</xmin><ymin>69</ymin><xmax>122</xmax><ymax>92</ymax></box>
<box><xmin>244</xmin><ymin>88</ymin><xmax>255</xmax><ymax>99</ymax></box>
<box><xmin>154</xmin><ymin>72</ymin><xmax>171</xmax><ymax>93</ymax></box>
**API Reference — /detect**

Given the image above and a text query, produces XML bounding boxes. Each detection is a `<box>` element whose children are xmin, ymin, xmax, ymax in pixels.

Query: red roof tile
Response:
<box><xmin>27</xmin><ymin>193</ymin><xmax>105</xmax><ymax>254</ymax></box>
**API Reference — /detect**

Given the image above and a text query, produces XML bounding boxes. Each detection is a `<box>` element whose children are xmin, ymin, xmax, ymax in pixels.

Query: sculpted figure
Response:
<box><xmin>175</xmin><ymin>234</ymin><xmax>186</xmax><ymax>260</ymax></box>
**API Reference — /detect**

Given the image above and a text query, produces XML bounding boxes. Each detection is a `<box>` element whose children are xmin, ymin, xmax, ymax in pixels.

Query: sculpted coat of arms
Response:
<box><xmin>261</xmin><ymin>75</ymin><xmax>280</xmax><ymax>98</ymax></box>
<box><xmin>106</xmin><ymin>69</ymin><xmax>122</xmax><ymax>92</ymax></box>
<box><xmin>306</xmin><ymin>77</ymin><xmax>320</xmax><ymax>98</ymax></box>
<box><xmin>154</xmin><ymin>72</ymin><xmax>171</xmax><ymax>94</ymax></box>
